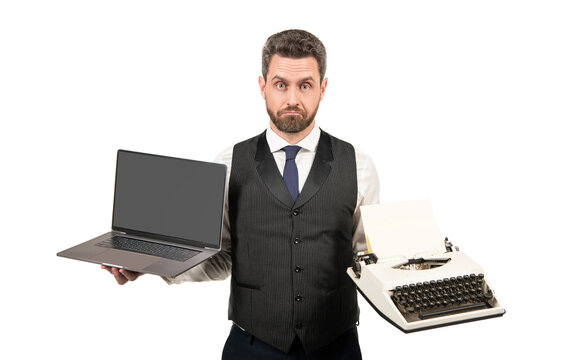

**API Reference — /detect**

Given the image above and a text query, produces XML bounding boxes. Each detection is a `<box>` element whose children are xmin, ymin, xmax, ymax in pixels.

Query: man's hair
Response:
<box><xmin>262</xmin><ymin>29</ymin><xmax>327</xmax><ymax>83</ymax></box>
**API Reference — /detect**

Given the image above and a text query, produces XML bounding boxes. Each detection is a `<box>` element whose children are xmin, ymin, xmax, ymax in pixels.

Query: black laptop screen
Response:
<box><xmin>112</xmin><ymin>150</ymin><xmax>226</xmax><ymax>248</ymax></box>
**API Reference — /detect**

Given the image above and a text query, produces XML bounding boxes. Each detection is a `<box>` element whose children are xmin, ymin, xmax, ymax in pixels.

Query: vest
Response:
<box><xmin>227</xmin><ymin>130</ymin><xmax>359</xmax><ymax>354</ymax></box>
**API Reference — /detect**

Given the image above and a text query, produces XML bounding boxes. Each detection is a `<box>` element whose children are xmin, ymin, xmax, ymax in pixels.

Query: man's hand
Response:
<box><xmin>102</xmin><ymin>265</ymin><xmax>144</xmax><ymax>285</ymax></box>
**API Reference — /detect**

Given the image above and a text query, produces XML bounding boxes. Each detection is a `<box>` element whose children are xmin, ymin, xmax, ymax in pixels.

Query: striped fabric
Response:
<box><xmin>227</xmin><ymin>130</ymin><xmax>359</xmax><ymax>354</ymax></box>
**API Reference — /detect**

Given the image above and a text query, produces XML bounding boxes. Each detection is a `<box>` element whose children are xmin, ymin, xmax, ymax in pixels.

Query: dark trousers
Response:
<box><xmin>221</xmin><ymin>324</ymin><xmax>362</xmax><ymax>360</ymax></box>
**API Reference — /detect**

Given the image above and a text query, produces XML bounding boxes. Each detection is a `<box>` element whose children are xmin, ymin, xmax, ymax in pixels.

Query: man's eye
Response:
<box><xmin>301</xmin><ymin>84</ymin><xmax>311</xmax><ymax>90</ymax></box>
<box><xmin>276</xmin><ymin>83</ymin><xmax>286</xmax><ymax>89</ymax></box>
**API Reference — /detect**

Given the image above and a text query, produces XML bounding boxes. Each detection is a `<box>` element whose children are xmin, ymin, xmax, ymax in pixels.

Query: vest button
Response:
<box><xmin>295</xmin><ymin>295</ymin><xmax>304</xmax><ymax>302</ymax></box>
<box><xmin>292</xmin><ymin>209</ymin><xmax>300</xmax><ymax>216</ymax></box>
<box><xmin>295</xmin><ymin>322</ymin><xmax>304</xmax><ymax>329</ymax></box>
<box><xmin>294</xmin><ymin>266</ymin><xmax>303</xmax><ymax>273</ymax></box>
<box><xmin>293</xmin><ymin>238</ymin><xmax>301</xmax><ymax>244</ymax></box>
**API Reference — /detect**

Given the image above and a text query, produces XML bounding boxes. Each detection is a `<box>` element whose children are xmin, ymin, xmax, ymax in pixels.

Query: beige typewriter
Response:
<box><xmin>348</xmin><ymin>200</ymin><xmax>505</xmax><ymax>332</ymax></box>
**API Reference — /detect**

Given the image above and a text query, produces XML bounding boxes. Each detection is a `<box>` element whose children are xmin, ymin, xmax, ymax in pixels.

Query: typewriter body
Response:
<box><xmin>348</xmin><ymin>200</ymin><xmax>505</xmax><ymax>333</ymax></box>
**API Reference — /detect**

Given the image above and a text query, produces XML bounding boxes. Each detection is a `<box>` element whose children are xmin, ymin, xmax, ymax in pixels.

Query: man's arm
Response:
<box><xmin>162</xmin><ymin>213</ymin><xmax>232</xmax><ymax>284</ymax></box>
<box><xmin>164</xmin><ymin>147</ymin><xmax>233</xmax><ymax>283</ymax></box>
<box><xmin>352</xmin><ymin>149</ymin><xmax>380</xmax><ymax>254</ymax></box>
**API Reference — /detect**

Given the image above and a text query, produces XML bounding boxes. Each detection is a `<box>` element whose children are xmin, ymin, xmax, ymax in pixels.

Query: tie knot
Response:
<box><xmin>282</xmin><ymin>146</ymin><xmax>301</xmax><ymax>161</ymax></box>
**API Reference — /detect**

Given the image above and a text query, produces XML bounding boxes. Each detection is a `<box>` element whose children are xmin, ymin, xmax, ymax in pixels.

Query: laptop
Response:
<box><xmin>57</xmin><ymin>149</ymin><xmax>227</xmax><ymax>278</ymax></box>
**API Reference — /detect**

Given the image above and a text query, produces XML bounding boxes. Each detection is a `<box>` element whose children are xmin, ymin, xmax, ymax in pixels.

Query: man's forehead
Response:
<box><xmin>267</xmin><ymin>54</ymin><xmax>319</xmax><ymax>80</ymax></box>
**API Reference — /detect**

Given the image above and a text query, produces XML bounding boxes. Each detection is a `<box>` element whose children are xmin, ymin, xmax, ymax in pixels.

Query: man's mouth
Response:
<box><xmin>279</xmin><ymin>108</ymin><xmax>304</xmax><ymax>117</ymax></box>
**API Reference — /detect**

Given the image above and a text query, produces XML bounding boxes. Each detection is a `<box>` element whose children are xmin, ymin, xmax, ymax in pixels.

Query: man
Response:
<box><xmin>103</xmin><ymin>29</ymin><xmax>379</xmax><ymax>359</ymax></box>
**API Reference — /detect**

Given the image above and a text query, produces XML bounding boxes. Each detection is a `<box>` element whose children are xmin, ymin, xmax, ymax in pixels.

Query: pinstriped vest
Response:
<box><xmin>227</xmin><ymin>130</ymin><xmax>359</xmax><ymax>354</ymax></box>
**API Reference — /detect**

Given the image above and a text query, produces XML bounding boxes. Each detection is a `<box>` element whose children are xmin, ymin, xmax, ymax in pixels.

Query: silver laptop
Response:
<box><xmin>57</xmin><ymin>149</ymin><xmax>227</xmax><ymax>278</ymax></box>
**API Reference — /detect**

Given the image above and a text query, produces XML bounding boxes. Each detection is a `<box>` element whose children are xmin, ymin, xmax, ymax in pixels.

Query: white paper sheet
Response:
<box><xmin>360</xmin><ymin>199</ymin><xmax>445</xmax><ymax>259</ymax></box>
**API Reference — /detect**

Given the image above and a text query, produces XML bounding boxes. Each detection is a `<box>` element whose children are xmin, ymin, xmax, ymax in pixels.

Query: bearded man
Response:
<box><xmin>105</xmin><ymin>29</ymin><xmax>379</xmax><ymax>360</ymax></box>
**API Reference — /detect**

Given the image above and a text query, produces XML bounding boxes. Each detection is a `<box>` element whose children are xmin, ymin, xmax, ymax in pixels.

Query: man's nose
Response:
<box><xmin>286</xmin><ymin>88</ymin><xmax>299</xmax><ymax>106</ymax></box>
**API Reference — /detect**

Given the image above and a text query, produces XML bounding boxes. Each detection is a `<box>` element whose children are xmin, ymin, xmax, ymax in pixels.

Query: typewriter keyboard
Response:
<box><xmin>390</xmin><ymin>274</ymin><xmax>493</xmax><ymax>322</ymax></box>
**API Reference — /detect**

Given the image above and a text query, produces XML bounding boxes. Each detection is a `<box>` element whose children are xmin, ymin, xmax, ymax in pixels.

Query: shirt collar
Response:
<box><xmin>266</xmin><ymin>125</ymin><xmax>321</xmax><ymax>153</ymax></box>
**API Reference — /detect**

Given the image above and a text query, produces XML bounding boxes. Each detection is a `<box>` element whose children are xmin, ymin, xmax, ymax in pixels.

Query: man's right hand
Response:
<box><xmin>102</xmin><ymin>265</ymin><xmax>144</xmax><ymax>285</ymax></box>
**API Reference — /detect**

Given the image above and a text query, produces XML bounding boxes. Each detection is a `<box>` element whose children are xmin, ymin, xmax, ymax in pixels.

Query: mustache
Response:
<box><xmin>278</xmin><ymin>106</ymin><xmax>305</xmax><ymax>115</ymax></box>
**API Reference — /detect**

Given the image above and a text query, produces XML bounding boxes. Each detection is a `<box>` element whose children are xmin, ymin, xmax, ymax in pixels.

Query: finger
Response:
<box><xmin>101</xmin><ymin>265</ymin><xmax>113</xmax><ymax>274</ymax></box>
<box><xmin>111</xmin><ymin>267</ymin><xmax>128</xmax><ymax>285</ymax></box>
<box><xmin>120</xmin><ymin>269</ymin><xmax>143</xmax><ymax>282</ymax></box>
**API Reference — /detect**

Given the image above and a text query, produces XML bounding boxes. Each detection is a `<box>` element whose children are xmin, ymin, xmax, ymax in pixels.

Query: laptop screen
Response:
<box><xmin>112</xmin><ymin>150</ymin><xmax>226</xmax><ymax>248</ymax></box>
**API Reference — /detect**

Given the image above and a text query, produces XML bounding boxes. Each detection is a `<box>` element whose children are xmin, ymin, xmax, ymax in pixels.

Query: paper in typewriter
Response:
<box><xmin>360</xmin><ymin>199</ymin><xmax>445</xmax><ymax>259</ymax></box>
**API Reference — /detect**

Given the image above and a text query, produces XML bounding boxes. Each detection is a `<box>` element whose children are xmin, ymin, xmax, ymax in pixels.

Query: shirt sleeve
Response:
<box><xmin>352</xmin><ymin>149</ymin><xmax>380</xmax><ymax>254</ymax></box>
<box><xmin>162</xmin><ymin>147</ymin><xmax>234</xmax><ymax>284</ymax></box>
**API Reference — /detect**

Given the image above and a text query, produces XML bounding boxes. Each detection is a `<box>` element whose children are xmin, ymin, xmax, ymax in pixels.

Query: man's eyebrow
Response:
<box><xmin>270</xmin><ymin>75</ymin><xmax>316</xmax><ymax>83</ymax></box>
<box><xmin>298</xmin><ymin>76</ymin><xmax>315</xmax><ymax>83</ymax></box>
<box><xmin>271</xmin><ymin>75</ymin><xmax>288</xmax><ymax>82</ymax></box>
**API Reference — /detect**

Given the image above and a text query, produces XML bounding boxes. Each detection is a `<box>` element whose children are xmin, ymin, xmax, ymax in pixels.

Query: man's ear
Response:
<box><xmin>320</xmin><ymin>77</ymin><xmax>328</xmax><ymax>101</ymax></box>
<box><xmin>258</xmin><ymin>76</ymin><xmax>266</xmax><ymax>100</ymax></box>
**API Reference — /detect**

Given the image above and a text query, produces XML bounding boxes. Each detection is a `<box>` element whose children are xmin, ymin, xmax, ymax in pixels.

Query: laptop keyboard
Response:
<box><xmin>96</xmin><ymin>236</ymin><xmax>200</xmax><ymax>262</ymax></box>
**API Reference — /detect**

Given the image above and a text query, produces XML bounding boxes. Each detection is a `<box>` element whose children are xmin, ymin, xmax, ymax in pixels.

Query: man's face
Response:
<box><xmin>259</xmin><ymin>54</ymin><xmax>328</xmax><ymax>134</ymax></box>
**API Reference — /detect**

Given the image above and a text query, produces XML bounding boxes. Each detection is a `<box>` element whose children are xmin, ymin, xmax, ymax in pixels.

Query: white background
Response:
<box><xmin>1</xmin><ymin>1</ymin><xmax>582</xmax><ymax>358</ymax></box>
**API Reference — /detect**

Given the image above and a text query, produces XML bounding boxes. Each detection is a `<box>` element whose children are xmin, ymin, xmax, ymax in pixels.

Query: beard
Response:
<box><xmin>267</xmin><ymin>103</ymin><xmax>319</xmax><ymax>134</ymax></box>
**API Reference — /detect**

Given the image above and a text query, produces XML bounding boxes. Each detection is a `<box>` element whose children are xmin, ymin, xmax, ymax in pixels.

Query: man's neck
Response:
<box><xmin>269</xmin><ymin>122</ymin><xmax>316</xmax><ymax>145</ymax></box>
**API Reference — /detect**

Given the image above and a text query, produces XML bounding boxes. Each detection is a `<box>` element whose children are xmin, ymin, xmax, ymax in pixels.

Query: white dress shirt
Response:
<box><xmin>165</xmin><ymin>126</ymin><xmax>379</xmax><ymax>283</ymax></box>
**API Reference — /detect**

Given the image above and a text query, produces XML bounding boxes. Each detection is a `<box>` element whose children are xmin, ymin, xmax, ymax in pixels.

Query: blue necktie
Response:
<box><xmin>282</xmin><ymin>146</ymin><xmax>302</xmax><ymax>202</ymax></box>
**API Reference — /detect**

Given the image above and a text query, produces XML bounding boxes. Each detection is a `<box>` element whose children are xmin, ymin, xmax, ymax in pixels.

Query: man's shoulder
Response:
<box><xmin>319</xmin><ymin>129</ymin><xmax>357</xmax><ymax>157</ymax></box>
<box><xmin>319</xmin><ymin>129</ymin><xmax>376</xmax><ymax>169</ymax></box>
<box><xmin>215</xmin><ymin>131</ymin><xmax>267</xmax><ymax>166</ymax></box>
<box><xmin>319</xmin><ymin>129</ymin><xmax>353</xmax><ymax>146</ymax></box>
<box><xmin>233</xmin><ymin>131</ymin><xmax>266</xmax><ymax>148</ymax></box>
<box><xmin>214</xmin><ymin>145</ymin><xmax>233</xmax><ymax>167</ymax></box>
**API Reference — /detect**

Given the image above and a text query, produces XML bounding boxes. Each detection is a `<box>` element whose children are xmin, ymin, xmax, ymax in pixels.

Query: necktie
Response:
<box><xmin>282</xmin><ymin>145</ymin><xmax>302</xmax><ymax>202</ymax></box>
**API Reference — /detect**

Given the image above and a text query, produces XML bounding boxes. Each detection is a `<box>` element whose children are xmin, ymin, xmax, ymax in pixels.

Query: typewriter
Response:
<box><xmin>348</xmin><ymin>200</ymin><xmax>505</xmax><ymax>333</ymax></box>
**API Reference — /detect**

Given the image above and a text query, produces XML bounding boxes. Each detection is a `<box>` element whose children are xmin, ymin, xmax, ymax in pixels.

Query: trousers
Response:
<box><xmin>221</xmin><ymin>324</ymin><xmax>362</xmax><ymax>360</ymax></box>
